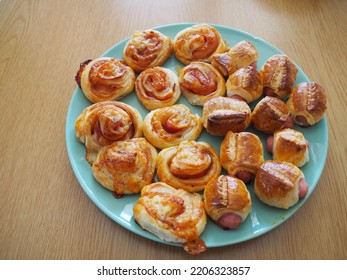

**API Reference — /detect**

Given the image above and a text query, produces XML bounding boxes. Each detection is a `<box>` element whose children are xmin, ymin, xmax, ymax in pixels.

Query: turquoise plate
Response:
<box><xmin>66</xmin><ymin>23</ymin><xmax>328</xmax><ymax>248</ymax></box>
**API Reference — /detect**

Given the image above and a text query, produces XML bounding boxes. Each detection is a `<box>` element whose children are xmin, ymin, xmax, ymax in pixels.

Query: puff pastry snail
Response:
<box><xmin>173</xmin><ymin>23</ymin><xmax>226</xmax><ymax>65</ymax></box>
<box><xmin>75</xmin><ymin>57</ymin><xmax>135</xmax><ymax>103</ymax></box>
<box><xmin>211</xmin><ymin>40</ymin><xmax>259</xmax><ymax>77</ymax></box>
<box><xmin>254</xmin><ymin>160</ymin><xmax>309</xmax><ymax>209</ymax></box>
<box><xmin>266</xmin><ymin>128</ymin><xmax>309</xmax><ymax>167</ymax></box>
<box><xmin>143</xmin><ymin>104</ymin><xmax>203</xmax><ymax>149</ymax></box>
<box><xmin>178</xmin><ymin>62</ymin><xmax>226</xmax><ymax>106</ymax></box>
<box><xmin>220</xmin><ymin>131</ymin><xmax>264</xmax><ymax>184</ymax></box>
<box><xmin>202</xmin><ymin>97</ymin><xmax>251</xmax><ymax>136</ymax></box>
<box><xmin>287</xmin><ymin>82</ymin><xmax>327</xmax><ymax>127</ymax></box>
<box><xmin>135</xmin><ymin>67</ymin><xmax>181</xmax><ymax>110</ymax></box>
<box><xmin>259</xmin><ymin>54</ymin><xmax>298</xmax><ymax>99</ymax></box>
<box><xmin>75</xmin><ymin>101</ymin><xmax>143</xmax><ymax>164</ymax></box>
<box><xmin>92</xmin><ymin>138</ymin><xmax>157</xmax><ymax>197</ymax></box>
<box><xmin>156</xmin><ymin>140</ymin><xmax>222</xmax><ymax>192</ymax></box>
<box><xmin>204</xmin><ymin>175</ymin><xmax>252</xmax><ymax>230</ymax></box>
<box><xmin>133</xmin><ymin>182</ymin><xmax>207</xmax><ymax>254</ymax></box>
<box><xmin>123</xmin><ymin>29</ymin><xmax>173</xmax><ymax>73</ymax></box>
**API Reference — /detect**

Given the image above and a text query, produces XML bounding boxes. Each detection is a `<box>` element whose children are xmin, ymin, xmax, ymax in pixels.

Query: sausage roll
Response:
<box><xmin>173</xmin><ymin>23</ymin><xmax>226</xmax><ymax>65</ymax></box>
<box><xmin>156</xmin><ymin>141</ymin><xmax>221</xmax><ymax>192</ymax></box>
<box><xmin>75</xmin><ymin>57</ymin><xmax>135</xmax><ymax>103</ymax></box>
<box><xmin>204</xmin><ymin>175</ymin><xmax>252</xmax><ymax>230</ymax></box>
<box><xmin>92</xmin><ymin>138</ymin><xmax>157</xmax><ymax>196</ymax></box>
<box><xmin>254</xmin><ymin>160</ymin><xmax>309</xmax><ymax>209</ymax></box>
<box><xmin>75</xmin><ymin>101</ymin><xmax>143</xmax><ymax>164</ymax></box>
<box><xmin>178</xmin><ymin>61</ymin><xmax>226</xmax><ymax>106</ymax></box>
<box><xmin>260</xmin><ymin>54</ymin><xmax>298</xmax><ymax>99</ymax></box>
<box><xmin>287</xmin><ymin>82</ymin><xmax>327</xmax><ymax>127</ymax></box>
<box><xmin>211</xmin><ymin>40</ymin><xmax>258</xmax><ymax>77</ymax></box>
<box><xmin>220</xmin><ymin>131</ymin><xmax>264</xmax><ymax>184</ymax></box>
<box><xmin>251</xmin><ymin>96</ymin><xmax>293</xmax><ymax>134</ymax></box>
<box><xmin>202</xmin><ymin>97</ymin><xmax>251</xmax><ymax>136</ymax></box>
<box><xmin>133</xmin><ymin>182</ymin><xmax>207</xmax><ymax>254</ymax></box>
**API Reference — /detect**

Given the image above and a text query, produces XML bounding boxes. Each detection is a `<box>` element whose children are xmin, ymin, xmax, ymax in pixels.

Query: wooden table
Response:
<box><xmin>1</xmin><ymin>0</ymin><xmax>346</xmax><ymax>260</ymax></box>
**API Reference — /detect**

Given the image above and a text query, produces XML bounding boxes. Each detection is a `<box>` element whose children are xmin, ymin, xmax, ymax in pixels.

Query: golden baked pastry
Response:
<box><xmin>220</xmin><ymin>131</ymin><xmax>264</xmax><ymax>184</ymax></box>
<box><xmin>135</xmin><ymin>66</ymin><xmax>181</xmax><ymax>110</ymax></box>
<box><xmin>178</xmin><ymin>61</ymin><xmax>226</xmax><ymax>106</ymax></box>
<box><xmin>254</xmin><ymin>160</ymin><xmax>309</xmax><ymax>209</ymax></box>
<box><xmin>75</xmin><ymin>57</ymin><xmax>135</xmax><ymax>103</ymax></box>
<box><xmin>75</xmin><ymin>101</ymin><xmax>143</xmax><ymax>164</ymax></box>
<box><xmin>202</xmin><ymin>97</ymin><xmax>251</xmax><ymax>136</ymax></box>
<box><xmin>143</xmin><ymin>104</ymin><xmax>203</xmax><ymax>149</ymax></box>
<box><xmin>133</xmin><ymin>182</ymin><xmax>207</xmax><ymax>254</ymax></box>
<box><xmin>204</xmin><ymin>175</ymin><xmax>252</xmax><ymax>230</ymax></box>
<box><xmin>260</xmin><ymin>54</ymin><xmax>298</xmax><ymax>99</ymax></box>
<box><xmin>92</xmin><ymin>138</ymin><xmax>157</xmax><ymax>196</ymax></box>
<box><xmin>173</xmin><ymin>23</ymin><xmax>226</xmax><ymax>65</ymax></box>
<box><xmin>123</xmin><ymin>29</ymin><xmax>173</xmax><ymax>72</ymax></box>
<box><xmin>226</xmin><ymin>66</ymin><xmax>263</xmax><ymax>103</ymax></box>
<box><xmin>287</xmin><ymin>82</ymin><xmax>327</xmax><ymax>127</ymax></box>
<box><xmin>156</xmin><ymin>141</ymin><xmax>221</xmax><ymax>192</ymax></box>
<box><xmin>211</xmin><ymin>40</ymin><xmax>259</xmax><ymax>77</ymax></box>
<box><xmin>251</xmin><ymin>96</ymin><xmax>293</xmax><ymax>134</ymax></box>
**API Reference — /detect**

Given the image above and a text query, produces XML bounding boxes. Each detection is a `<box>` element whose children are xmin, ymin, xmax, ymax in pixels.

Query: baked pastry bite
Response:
<box><xmin>178</xmin><ymin>61</ymin><xmax>226</xmax><ymax>106</ymax></box>
<box><xmin>259</xmin><ymin>54</ymin><xmax>298</xmax><ymax>99</ymax></box>
<box><xmin>75</xmin><ymin>101</ymin><xmax>143</xmax><ymax>164</ymax></box>
<box><xmin>204</xmin><ymin>175</ymin><xmax>252</xmax><ymax>230</ymax></box>
<box><xmin>143</xmin><ymin>104</ymin><xmax>202</xmax><ymax>149</ymax></box>
<box><xmin>254</xmin><ymin>160</ymin><xmax>309</xmax><ymax>209</ymax></box>
<box><xmin>173</xmin><ymin>23</ymin><xmax>226</xmax><ymax>65</ymax></box>
<box><xmin>220</xmin><ymin>131</ymin><xmax>264</xmax><ymax>184</ymax></box>
<box><xmin>287</xmin><ymin>82</ymin><xmax>327</xmax><ymax>127</ymax></box>
<box><xmin>266</xmin><ymin>128</ymin><xmax>309</xmax><ymax>167</ymax></box>
<box><xmin>135</xmin><ymin>66</ymin><xmax>181</xmax><ymax>110</ymax></box>
<box><xmin>211</xmin><ymin>40</ymin><xmax>259</xmax><ymax>77</ymax></box>
<box><xmin>75</xmin><ymin>57</ymin><xmax>135</xmax><ymax>103</ymax></box>
<box><xmin>251</xmin><ymin>96</ymin><xmax>293</xmax><ymax>134</ymax></box>
<box><xmin>202</xmin><ymin>97</ymin><xmax>251</xmax><ymax>136</ymax></box>
<box><xmin>133</xmin><ymin>182</ymin><xmax>207</xmax><ymax>254</ymax></box>
<box><xmin>156</xmin><ymin>140</ymin><xmax>221</xmax><ymax>192</ymax></box>
<box><xmin>123</xmin><ymin>29</ymin><xmax>173</xmax><ymax>72</ymax></box>
<box><xmin>92</xmin><ymin>138</ymin><xmax>157</xmax><ymax>196</ymax></box>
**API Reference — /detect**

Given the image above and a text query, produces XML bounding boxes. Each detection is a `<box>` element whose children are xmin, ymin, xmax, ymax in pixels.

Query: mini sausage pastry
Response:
<box><xmin>133</xmin><ymin>182</ymin><xmax>207</xmax><ymax>254</ymax></box>
<box><xmin>75</xmin><ymin>101</ymin><xmax>143</xmax><ymax>164</ymax></box>
<box><xmin>92</xmin><ymin>138</ymin><xmax>157</xmax><ymax>196</ymax></box>
<box><xmin>259</xmin><ymin>54</ymin><xmax>298</xmax><ymax>99</ymax></box>
<box><xmin>75</xmin><ymin>57</ymin><xmax>135</xmax><ymax>103</ymax></box>
<box><xmin>143</xmin><ymin>104</ymin><xmax>202</xmax><ymax>149</ymax></box>
<box><xmin>123</xmin><ymin>29</ymin><xmax>173</xmax><ymax>73</ymax></box>
<box><xmin>173</xmin><ymin>23</ymin><xmax>226</xmax><ymax>65</ymax></box>
<box><xmin>156</xmin><ymin>141</ymin><xmax>221</xmax><ymax>192</ymax></box>
<box><xmin>178</xmin><ymin>61</ymin><xmax>226</xmax><ymax>106</ymax></box>
<box><xmin>251</xmin><ymin>96</ymin><xmax>293</xmax><ymax>134</ymax></box>
<box><xmin>202</xmin><ymin>97</ymin><xmax>251</xmax><ymax>136</ymax></box>
<box><xmin>204</xmin><ymin>175</ymin><xmax>252</xmax><ymax>230</ymax></box>
<box><xmin>287</xmin><ymin>82</ymin><xmax>327</xmax><ymax>127</ymax></box>
<box><xmin>220</xmin><ymin>131</ymin><xmax>264</xmax><ymax>184</ymax></box>
<box><xmin>266</xmin><ymin>128</ymin><xmax>309</xmax><ymax>167</ymax></box>
<box><xmin>254</xmin><ymin>160</ymin><xmax>309</xmax><ymax>209</ymax></box>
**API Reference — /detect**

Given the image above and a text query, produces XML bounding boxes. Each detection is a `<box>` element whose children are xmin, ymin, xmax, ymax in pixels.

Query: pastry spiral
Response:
<box><xmin>173</xmin><ymin>23</ymin><xmax>226</xmax><ymax>65</ymax></box>
<box><xmin>143</xmin><ymin>104</ymin><xmax>203</xmax><ymax>149</ymax></box>
<box><xmin>123</xmin><ymin>29</ymin><xmax>173</xmax><ymax>72</ymax></box>
<box><xmin>178</xmin><ymin>61</ymin><xmax>226</xmax><ymax>106</ymax></box>
<box><xmin>133</xmin><ymin>182</ymin><xmax>207</xmax><ymax>254</ymax></box>
<box><xmin>75</xmin><ymin>57</ymin><xmax>135</xmax><ymax>103</ymax></box>
<box><xmin>156</xmin><ymin>141</ymin><xmax>221</xmax><ymax>192</ymax></box>
<box><xmin>92</xmin><ymin>138</ymin><xmax>157</xmax><ymax>196</ymax></box>
<box><xmin>135</xmin><ymin>67</ymin><xmax>181</xmax><ymax>110</ymax></box>
<box><xmin>75</xmin><ymin>101</ymin><xmax>143</xmax><ymax>164</ymax></box>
